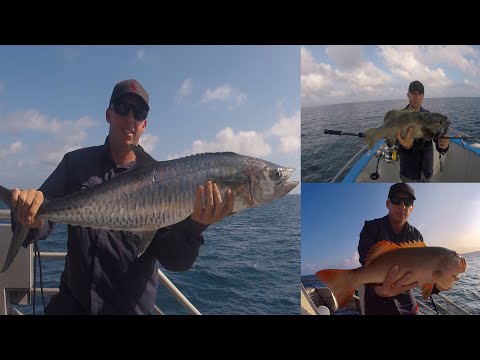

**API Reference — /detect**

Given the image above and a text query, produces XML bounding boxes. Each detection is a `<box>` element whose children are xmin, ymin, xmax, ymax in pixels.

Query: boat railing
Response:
<box><xmin>413</xmin><ymin>287</ymin><xmax>472</xmax><ymax>315</ymax></box>
<box><xmin>0</xmin><ymin>209</ymin><xmax>201</xmax><ymax>315</ymax></box>
<box><xmin>331</xmin><ymin>144</ymin><xmax>369</xmax><ymax>183</ymax></box>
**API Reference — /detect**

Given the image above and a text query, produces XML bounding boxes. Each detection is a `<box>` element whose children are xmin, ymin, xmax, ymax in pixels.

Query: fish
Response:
<box><xmin>363</xmin><ymin>110</ymin><xmax>450</xmax><ymax>150</ymax></box>
<box><xmin>316</xmin><ymin>240</ymin><xmax>466</xmax><ymax>309</ymax></box>
<box><xmin>0</xmin><ymin>145</ymin><xmax>298</xmax><ymax>272</ymax></box>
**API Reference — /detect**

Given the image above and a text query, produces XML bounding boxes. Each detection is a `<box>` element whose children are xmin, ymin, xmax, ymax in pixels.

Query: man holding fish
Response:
<box><xmin>316</xmin><ymin>183</ymin><xmax>466</xmax><ymax>315</ymax></box>
<box><xmin>396</xmin><ymin>81</ymin><xmax>450</xmax><ymax>182</ymax></box>
<box><xmin>4</xmin><ymin>79</ymin><xmax>235</xmax><ymax>315</ymax></box>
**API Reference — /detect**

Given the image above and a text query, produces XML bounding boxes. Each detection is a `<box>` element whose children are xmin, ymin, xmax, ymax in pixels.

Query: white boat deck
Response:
<box><xmin>336</xmin><ymin>138</ymin><xmax>480</xmax><ymax>183</ymax></box>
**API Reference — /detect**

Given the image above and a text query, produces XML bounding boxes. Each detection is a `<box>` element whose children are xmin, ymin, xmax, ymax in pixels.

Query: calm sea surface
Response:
<box><xmin>1</xmin><ymin>194</ymin><xmax>300</xmax><ymax>315</ymax></box>
<box><xmin>302</xmin><ymin>97</ymin><xmax>480</xmax><ymax>182</ymax></box>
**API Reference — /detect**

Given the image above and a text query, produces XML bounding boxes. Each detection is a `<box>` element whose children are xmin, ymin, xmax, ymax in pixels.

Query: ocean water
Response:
<box><xmin>301</xmin><ymin>250</ymin><xmax>480</xmax><ymax>315</ymax></box>
<box><xmin>302</xmin><ymin>97</ymin><xmax>480</xmax><ymax>182</ymax></box>
<box><xmin>0</xmin><ymin>194</ymin><xmax>300</xmax><ymax>315</ymax></box>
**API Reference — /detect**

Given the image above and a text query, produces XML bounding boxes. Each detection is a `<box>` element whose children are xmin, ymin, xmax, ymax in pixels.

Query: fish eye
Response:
<box><xmin>274</xmin><ymin>169</ymin><xmax>282</xmax><ymax>178</ymax></box>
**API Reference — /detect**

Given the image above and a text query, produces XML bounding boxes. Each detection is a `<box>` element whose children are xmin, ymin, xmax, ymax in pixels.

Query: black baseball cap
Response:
<box><xmin>109</xmin><ymin>79</ymin><xmax>150</xmax><ymax>111</ymax></box>
<box><xmin>408</xmin><ymin>80</ymin><xmax>424</xmax><ymax>94</ymax></box>
<box><xmin>388</xmin><ymin>183</ymin><xmax>416</xmax><ymax>200</ymax></box>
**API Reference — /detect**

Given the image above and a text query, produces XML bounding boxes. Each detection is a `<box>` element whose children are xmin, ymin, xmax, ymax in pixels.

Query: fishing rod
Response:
<box><xmin>324</xmin><ymin>129</ymin><xmax>479</xmax><ymax>141</ymax></box>
<box><xmin>324</xmin><ymin>129</ymin><xmax>365</xmax><ymax>138</ymax></box>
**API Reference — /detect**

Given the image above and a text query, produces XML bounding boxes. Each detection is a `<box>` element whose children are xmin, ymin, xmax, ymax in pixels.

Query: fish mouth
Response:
<box><xmin>460</xmin><ymin>256</ymin><xmax>467</xmax><ymax>272</ymax></box>
<box><xmin>276</xmin><ymin>168</ymin><xmax>298</xmax><ymax>195</ymax></box>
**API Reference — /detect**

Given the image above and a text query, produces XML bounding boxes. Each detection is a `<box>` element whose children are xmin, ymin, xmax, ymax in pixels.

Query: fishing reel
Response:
<box><xmin>374</xmin><ymin>143</ymin><xmax>398</xmax><ymax>164</ymax></box>
<box><xmin>370</xmin><ymin>142</ymin><xmax>398</xmax><ymax>180</ymax></box>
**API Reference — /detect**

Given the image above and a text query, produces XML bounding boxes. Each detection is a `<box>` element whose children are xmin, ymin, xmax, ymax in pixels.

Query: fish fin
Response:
<box><xmin>398</xmin><ymin>240</ymin><xmax>426</xmax><ymax>249</ymax></box>
<box><xmin>316</xmin><ymin>269</ymin><xmax>358</xmax><ymax>309</ymax></box>
<box><xmin>365</xmin><ymin>240</ymin><xmax>426</xmax><ymax>266</ymax></box>
<box><xmin>130</xmin><ymin>145</ymin><xmax>159</xmax><ymax>168</ymax></box>
<box><xmin>0</xmin><ymin>185</ymin><xmax>13</xmax><ymax>210</ymax></box>
<box><xmin>422</xmin><ymin>127</ymin><xmax>435</xmax><ymax>141</ymax></box>
<box><xmin>421</xmin><ymin>283</ymin><xmax>435</xmax><ymax>299</ymax></box>
<box><xmin>132</xmin><ymin>230</ymin><xmax>158</xmax><ymax>257</ymax></box>
<box><xmin>363</xmin><ymin>128</ymin><xmax>379</xmax><ymax>150</ymax></box>
<box><xmin>365</xmin><ymin>240</ymin><xmax>400</xmax><ymax>266</ymax></box>
<box><xmin>384</xmin><ymin>110</ymin><xmax>400</xmax><ymax>123</ymax></box>
<box><xmin>435</xmin><ymin>276</ymin><xmax>456</xmax><ymax>292</ymax></box>
<box><xmin>0</xmin><ymin>184</ymin><xmax>32</xmax><ymax>273</ymax></box>
<box><xmin>1</xmin><ymin>221</ymin><xmax>31</xmax><ymax>273</ymax></box>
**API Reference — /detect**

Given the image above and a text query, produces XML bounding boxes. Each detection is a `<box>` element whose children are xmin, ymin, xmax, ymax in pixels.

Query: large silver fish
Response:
<box><xmin>0</xmin><ymin>145</ymin><xmax>298</xmax><ymax>272</ymax></box>
<box><xmin>363</xmin><ymin>110</ymin><xmax>450</xmax><ymax>150</ymax></box>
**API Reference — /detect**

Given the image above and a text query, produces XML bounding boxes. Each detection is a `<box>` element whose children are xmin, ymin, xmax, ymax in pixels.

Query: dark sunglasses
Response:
<box><xmin>389</xmin><ymin>197</ymin><xmax>414</xmax><ymax>207</ymax></box>
<box><xmin>111</xmin><ymin>102</ymin><xmax>148</xmax><ymax>121</ymax></box>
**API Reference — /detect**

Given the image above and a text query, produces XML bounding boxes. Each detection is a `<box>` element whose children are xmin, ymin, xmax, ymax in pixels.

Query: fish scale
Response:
<box><xmin>0</xmin><ymin>146</ymin><xmax>298</xmax><ymax>272</ymax></box>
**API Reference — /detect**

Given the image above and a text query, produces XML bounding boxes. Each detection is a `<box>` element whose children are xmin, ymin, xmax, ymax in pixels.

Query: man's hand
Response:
<box><xmin>396</xmin><ymin>128</ymin><xmax>414</xmax><ymax>150</ymax></box>
<box><xmin>374</xmin><ymin>264</ymin><xmax>418</xmax><ymax>297</ymax></box>
<box><xmin>11</xmin><ymin>189</ymin><xmax>44</xmax><ymax>228</ymax></box>
<box><xmin>191</xmin><ymin>181</ymin><xmax>234</xmax><ymax>225</ymax></box>
<box><xmin>437</xmin><ymin>135</ymin><xmax>450</xmax><ymax>150</ymax></box>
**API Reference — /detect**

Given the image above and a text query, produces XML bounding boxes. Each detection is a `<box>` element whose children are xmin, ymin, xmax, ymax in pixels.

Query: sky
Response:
<box><xmin>301</xmin><ymin>45</ymin><xmax>480</xmax><ymax>107</ymax></box>
<box><xmin>0</xmin><ymin>45</ymin><xmax>300</xmax><ymax>192</ymax></box>
<box><xmin>301</xmin><ymin>183</ymin><xmax>480</xmax><ymax>275</ymax></box>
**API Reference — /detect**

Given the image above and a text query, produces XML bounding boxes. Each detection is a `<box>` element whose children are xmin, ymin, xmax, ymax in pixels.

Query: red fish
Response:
<box><xmin>316</xmin><ymin>240</ymin><xmax>466</xmax><ymax>309</ymax></box>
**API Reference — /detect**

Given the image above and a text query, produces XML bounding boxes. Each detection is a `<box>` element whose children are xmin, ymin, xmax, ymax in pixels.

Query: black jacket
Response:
<box><xmin>358</xmin><ymin>215</ymin><xmax>423</xmax><ymax>315</ymax></box>
<box><xmin>13</xmin><ymin>137</ymin><xmax>207</xmax><ymax>314</ymax></box>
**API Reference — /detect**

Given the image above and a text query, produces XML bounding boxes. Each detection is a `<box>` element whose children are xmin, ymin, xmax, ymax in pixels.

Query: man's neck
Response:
<box><xmin>389</xmin><ymin>217</ymin><xmax>407</xmax><ymax>235</ymax></box>
<box><xmin>408</xmin><ymin>104</ymin><xmax>421</xmax><ymax>112</ymax></box>
<box><xmin>108</xmin><ymin>140</ymin><xmax>136</xmax><ymax>166</ymax></box>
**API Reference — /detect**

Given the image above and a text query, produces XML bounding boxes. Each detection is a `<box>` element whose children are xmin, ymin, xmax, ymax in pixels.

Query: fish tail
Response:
<box><xmin>0</xmin><ymin>185</ymin><xmax>13</xmax><ymax>210</ymax></box>
<box><xmin>363</xmin><ymin>128</ymin><xmax>378</xmax><ymax>150</ymax></box>
<box><xmin>0</xmin><ymin>184</ymin><xmax>30</xmax><ymax>273</ymax></box>
<box><xmin>316</xmin><ymin>269</ymin><xmax>359</xmax><ymax>309</ymax></box>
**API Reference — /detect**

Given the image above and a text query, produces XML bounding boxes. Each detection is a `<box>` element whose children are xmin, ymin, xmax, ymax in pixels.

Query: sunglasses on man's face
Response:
<box><xmin>389</xmin><ymin>197</ymin><xmax>414</xmax><ymax>207</ymax></box>
<box><xmin>111</xmin><ymin>102</ymin><xmax>148</xmax><ymax>121</ymax></box>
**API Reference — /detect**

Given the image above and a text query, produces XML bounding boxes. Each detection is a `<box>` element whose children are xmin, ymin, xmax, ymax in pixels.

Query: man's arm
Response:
<box><xmin>148</xmin><ymin>181</ymin><xmax>234</xmax><ymax>271</ymax></box>
<box><xmin>148</xmin><ymin>217</ymin><xmax>208</xmax><ymax>271</ymax></box>
<box><xmin>11</xmin><ymin>153</ymin><xmax>71</xmax><ymax>246</ymax></box>
<box><xmin>434</xmin><ymin>136</ymin><xmax>449</xmax><ymax>154</ymax></box>
<box><xmin>359</xmin><ymin>221</ymin><xmax>418</xmax><ymax>297</ymax></box>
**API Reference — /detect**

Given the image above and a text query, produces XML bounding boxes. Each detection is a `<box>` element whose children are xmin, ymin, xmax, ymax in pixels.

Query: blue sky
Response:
<box><xmin>0</xmin><ymin>45</ymin><xmax>300</xmax><ymax>192</ymax></box>
<box><xmin>301</xmin><ymin>183</ymin><xmax>480</xmax><ymax>275</ymax></box>
<box><xmin>302</xmin><ymin>45</ymin><xmax>480</xmax><ymax>106</ymax></box>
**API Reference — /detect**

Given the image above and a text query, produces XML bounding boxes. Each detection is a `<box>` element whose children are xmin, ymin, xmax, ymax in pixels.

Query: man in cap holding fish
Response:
<box><xmin>396</xmin><ymin>81</ymin><xmax>450</xmax><ymax>182</ymax></box>
<box><xmin>6</xmin><ymin>79</ymin><xmax>235</xmax><ymax>315</ymax></box>
<box><xmin>358</xmin><ymin>183</ymin><xmax>434</xmax><ymax>315</ymax></box>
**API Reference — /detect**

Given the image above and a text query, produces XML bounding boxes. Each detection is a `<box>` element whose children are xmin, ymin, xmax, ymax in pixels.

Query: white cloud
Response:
<box><xmin>176</xmin><ymin>78</ymin><xmax>193</xmax><ymax>103</ymax></box>
<box><xmin>267</xmin><ymin>112</ymin><xmax>300</xmax><ymax>154</ymax></box>
<box><xmin>200</xmin><ymin>84</ymin><xmax>247</xmax><ymax>109</ymax></box>
<box><xmin>342</xmin><ymin>252</ymin><xmax>360</xmax><ymax>269</ymax></box>
<box><xmin>302</xmin><ymin>45</ymin><xmax>480</xmax><ymax>106</ymax></box>
<box><xmin>301</xmin><ymin>46</ymin><xmax>391</xmax><ymax>106</ymax></box>
<box><xmin>168</xmin><ymin>127</ymin><xmax>271</xmax><ymax>159</ymax></box>
<box><xmin>378</xmin><ymin>46</ymin><xmax>451</xmax><ymax>91</ymax></box>
<box><xmin>0</xmin><ymin>109</ymin><xmax>97</xmax><ymax>170</ymax></box>
<box><xmin>417</xmin><ymin>45</ymin><xmax>480</xmax><ymax>77</ymax></box>
<box><xmin>0</xmin><ymin>141</ymin><xmax>23</xmax><ymax>159</ymax></box>
<box><xmin>139</xmin><ymin>132</ymin><xmax>158</xmax><ymax>154</ymax></box>
<box><xmin>136</xmin><ymin>48</ymin><xmax>145</xmax><ymax>61</ymax></box>
<box><xmin>325</xmin><ymin>45</ymin><xmax>364</xmax><ymax>69</ymax></box>
<box><xmin>1</xmin><ymin>110</ymin><xmax>96</xmax><ymax>134</ymax></box>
